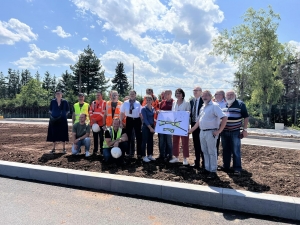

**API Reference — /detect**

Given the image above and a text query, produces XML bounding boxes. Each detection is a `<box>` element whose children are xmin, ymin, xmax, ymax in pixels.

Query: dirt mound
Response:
<box><xmin>0</xmin><ymin>123</ymin><xmax>299</xmax><ymax>197</ymax></box>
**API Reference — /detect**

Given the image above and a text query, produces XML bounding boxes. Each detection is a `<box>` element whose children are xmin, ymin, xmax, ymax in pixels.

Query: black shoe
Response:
<box><xmin>190</xmin><ymin>163</ymin><xmax>200</xmax><ymax>169</ymax></box>
<box><xmin>207</xmin><ymin>172</ymin><xmax>217</xmax><ymax>179</ymax></box>
<box><xmin>234</xmin><ymin>170</ymin><xmax>241</xmax><ymax>176</ymax></box>
<box><xmin>200</xmin><ymin>169</ymin><xmax>210</xmax><ymax>174</ymax></box>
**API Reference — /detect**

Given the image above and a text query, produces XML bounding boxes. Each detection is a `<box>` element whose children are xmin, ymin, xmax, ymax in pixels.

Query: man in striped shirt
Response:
<box><xmin>221</xmin><ymin>90</ymin><xmax>249</xmax><ymax>176</ymax></box>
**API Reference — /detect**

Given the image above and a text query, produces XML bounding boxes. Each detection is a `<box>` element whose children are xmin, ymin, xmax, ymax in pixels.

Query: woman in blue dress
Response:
<box><xmin>47</xmin><ymin>90</ymin><xmax>70</xmax><ymax>153</ymax></box>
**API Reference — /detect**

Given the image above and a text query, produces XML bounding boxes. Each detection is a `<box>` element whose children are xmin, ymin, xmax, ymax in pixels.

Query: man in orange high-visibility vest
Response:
<box><xmin>89</xmin><ymin>90</ymin><xmax>106</xmax><ymax>155</ymax></box>
<box><xmin>104</xmin><ymin>90</ymin><xmax>123</xmax><ymax>127</ymax></box>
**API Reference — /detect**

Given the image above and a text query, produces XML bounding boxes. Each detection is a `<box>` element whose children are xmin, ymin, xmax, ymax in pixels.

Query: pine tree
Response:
<box><xmin>70</xmin><ymin>45</ymin><xmax>109</xmax><ymax>95</ymax></box>
<box><xmin>42</xmin><ymin>71</ymin><xmax>52</xmax><ymax>91</ymax></box>
<box><xmin>50</xmin><ymin>75</ymin><xmax>57</xmax><ymax>95</ymax></box>
<box><xmin>57</xmin><ymin>70</ymin><xmax>73</xmax><ymax>94</ymax></box>
<box><xmin>6</xmin><ymin>68</ymin><xmax>20</xmax><ymax>99</ymax></box>
<box><xmin>0</xmin><ymin>72</ymin><xmax>7</xmax><ymax>99</ymax></box>
<box><xmin>42</xmin><ymin>71</ymin><xmax>53</xmax><ymax>103</ymax></box>
<box><xmin>20</xmin><ymin>69</ymin><xmax>32</xmax><ymax>86</ymax></box>
<box><xmin>35</xmin><ymin>71</ymin><xmax>41</xmax><ymax>82</ymax></box>
<box><xmin>111</xmin><ymin>62</ymin><xmax>130</xmax><ymax>97</ymax></box>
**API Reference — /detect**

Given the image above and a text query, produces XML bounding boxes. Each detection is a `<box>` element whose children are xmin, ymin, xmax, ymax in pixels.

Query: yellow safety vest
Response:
<box><xmin>103</xmin><ymin>127</ymin><xmax>122</xmax><ymax>148</ymax></box>
<box><xmin>74</xmin><ymin>102</ymin><xmax>90</xmax><ymax>124</ymax></box>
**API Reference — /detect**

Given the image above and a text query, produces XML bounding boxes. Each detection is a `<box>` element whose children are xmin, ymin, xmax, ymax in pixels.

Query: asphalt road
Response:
<box><xmin>0</xmin><ymin>177</ymin><xmax>295</xmax><ymax>225</ymax></box>
<box><xmin>241</xmin><ymin>138</ymin><xmax>300</xmax><ymax>150</ymax></box>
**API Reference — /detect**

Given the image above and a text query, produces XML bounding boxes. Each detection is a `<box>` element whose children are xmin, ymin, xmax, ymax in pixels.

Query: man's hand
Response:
<box><xmin>91</xmin><ymin>119</ymin><xmax>96</xmax><ymax>124</ymax></box>
<box><xmin>213</xmin><ymin>130</ymin><xmax>220</xmax><ymax>137</ymax></box>
<box><xmin>188</xmin><ymin>128</ymin><xmax>192</xmax><ymax>134</ymax></box>
<box><xmin>74</xmin><ymin>139</ymin><xmax>79</xmax><ymax>144</ymax></box>
<box><xmin>113</xmin><ymin>141</ymin><xmax>119</xmax><ymax>147</ymax></box>
<box><xmin>149</xmin><ymin>127</ymin><xmax>155</xmax><ymax>133</ymax></box>
<box><xmin>242</xmin><ymin>130</ymin><xmax>248</xmax><ymax>138</ymax></box>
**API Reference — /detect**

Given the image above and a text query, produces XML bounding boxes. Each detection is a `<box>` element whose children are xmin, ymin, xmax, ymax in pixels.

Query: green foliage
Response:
<box><xmin>20</xmin><ymin>69</ymin><xmax>32</xmax><ymax>86</ymax></box>
<box><xmin>0</xmin><ymin>72</ymin><xmax>6</xmax><ymax>99</ymax></box>
<box><xmin>6</xmin><ymin>68</ymin><xmax>20</xmax><ymax>99</ymax></box>
<box><xmin>15</xmin><ymin>79</ymin><xmax>48</xmax><ymax>107</ymax></box>
<box><xmin>212</xmin><ymin>6</ymin><xmax>285</xmax><ymax>121</ymax></box>
<box><xmin>111</xmin><ymin>62</ymin><xmax>130</xmax><ymax>98</ymax></box>
<box><xmin>70</xmin><ymin>45</ymin><xmax>110</xmax><ymax>95</ymax></box>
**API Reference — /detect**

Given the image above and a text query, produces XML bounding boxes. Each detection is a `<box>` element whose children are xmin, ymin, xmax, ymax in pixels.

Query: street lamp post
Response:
<box><xmin>79</xmin><ymin>70</ymin><xmax>81</xmax><ymax>93</ymax></box>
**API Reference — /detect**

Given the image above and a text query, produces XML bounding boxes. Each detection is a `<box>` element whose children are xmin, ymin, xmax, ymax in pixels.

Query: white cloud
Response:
<box><xmin>90</xmin><ymin>25</ymin><xmax>95</xmax><ymax>29</ymax></box>
<box><xmin>12</xmin><ymin>44</ymin><xmax>78</xmax><ymax>69</ymax></box>
<box><xmin>0</xmin><ymin>18</ymin><xmax>38</xmax><ymax>45</ymax></box>
<box><xmin>100</xmin><ymin>36</ymin><xmax>107</xmax><ymax>45</ymax></box>
<box><xmin>288</xmin><ymin>40</ymin><xmax>300</xmax><ymax>53</ymax></box>
<box><xmin>51</xmin><ymin>26</ymin><xmax>71</xmax><ymax>38</ymax></box>
<box><xmin>96</xmin><ymin>20</ymin><xmax>102</xmax><ymax>26</ymax></box>
<box><xmin>44</xmin><ymin>25</ymin><xmax>48</xmax><ymax>29</ymax></box>
<box><xmin>71</xmin><ymin>0</ymin><xmax>234</xmax><ymax>94</ymax></box>
<box><xmin>82</xmin><ymin>37</ymin><xmax>88</xmax><ymax>41</ymax></box>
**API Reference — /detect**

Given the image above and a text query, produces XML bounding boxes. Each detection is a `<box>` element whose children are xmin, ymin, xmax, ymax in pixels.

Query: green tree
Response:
<box><xmin>6</xmin><ymin>68</ymin><xmax>20</xmax><ymax>99</ymax></box>
<box><xmin>56</xmin><ymin>70</ymin><xmax>74</xmax><ymax>94</ymax></box>
<box><xmin>15</xmin><ymin>79</ymin><xmax>48</xmax><ymax>106</ymax></box>
<box><xmin>0</xmin><ymin>72</ymin><xmax>7</xmax><ymax>99</ymax></box>
<box><xmin>70</xmin><ymin>45</ymin><xmax>109</xmax><ymax>95</ymax></box>
<box><xmin>35</xmin><ymin>71</ymin><xmax>41</xmax><ymax>82</ymax></box>
<box><xmin>42</xmin><ymin>71</ymin><xmax>53</xmax><ymax>103</ymax></box>
<box><xmin>20</xmin><ymin>69</ymin><xmax>32</xmax><ymax>86</ymax></box>
<box><xmin>111</xmin><ymin>62</ymin><xmax>130</xmax><ymax>98</ymax></box>
<box><xmin>212</xmin><ymin>6</ymin><xmax>284</xmax><ymax>122</ymax></box>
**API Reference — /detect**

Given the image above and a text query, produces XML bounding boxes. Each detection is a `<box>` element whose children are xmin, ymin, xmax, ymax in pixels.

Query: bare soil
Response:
<box><xmin>0</xmin><ymin>123</ymin><xmax>299</xmax><ymax>197</ymax></box>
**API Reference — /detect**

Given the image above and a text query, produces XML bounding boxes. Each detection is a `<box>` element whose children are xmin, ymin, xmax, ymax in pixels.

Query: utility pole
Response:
<box><xmin>79</xmin><ymin>70</ymin><xmax>81</xmax><ymax>93</ymax></box>
<box><xmin>133</xmin><ymin>63</ymin><xmax>134</xmax><ymax>89</ymax></box>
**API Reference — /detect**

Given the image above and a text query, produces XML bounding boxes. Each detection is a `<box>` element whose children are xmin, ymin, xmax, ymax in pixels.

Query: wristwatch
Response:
<box><xmin>119</xmin><ymin>138</ymin><xmax>122</xmax><ymax>142</ymax></box>
<box><xmin>243</xmin><ymin>128</ymin><xmax>248</xmax><ymax>132</ymax></box>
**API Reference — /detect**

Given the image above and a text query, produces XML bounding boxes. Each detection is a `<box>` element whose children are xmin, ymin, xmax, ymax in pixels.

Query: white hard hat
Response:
<box><xmin>92</xmin><ymin>124</ymin><xmax>100</xmax><ymax>132</ymax></box>
<box><xmin>111</xmin><ymin>147</ymin><xmax>122</xmax><ymax>158</ymax></box>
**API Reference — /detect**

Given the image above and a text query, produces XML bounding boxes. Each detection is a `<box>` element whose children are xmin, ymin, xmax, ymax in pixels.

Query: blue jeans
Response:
<box><xmin>221</xmin><ymin>130</ymin><xmax>242</xmax><ymax>171</ymax></box>
<box><xmin>72</xmin><ymin>137</ymin><xmax>90</xmax><ymax>154</ymax></box>
<box><xmin>158</xmin><ymin>133</ymin><xmax>172</xmax><ymax>159</ymax></box>
<box><xmin>141</xmin><ymin>125</ymin><xmax>154</xmax><ymax>156</ymax></box>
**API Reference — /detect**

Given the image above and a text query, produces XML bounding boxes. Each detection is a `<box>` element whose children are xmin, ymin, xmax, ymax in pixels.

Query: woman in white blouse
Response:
<box><xmin>169</xmin><ymin>88</ymin><xmax>191</xmax><ymax>165</ymax></box>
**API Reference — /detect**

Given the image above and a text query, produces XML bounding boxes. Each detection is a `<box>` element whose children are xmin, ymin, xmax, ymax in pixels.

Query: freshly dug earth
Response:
<box><xmin>0</xmin><ymin>123</ymin><xmax>299</xmax><ymax>197</ymax></box>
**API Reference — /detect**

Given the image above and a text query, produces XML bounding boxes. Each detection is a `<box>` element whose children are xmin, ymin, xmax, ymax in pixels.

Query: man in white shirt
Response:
<box><xmin>189</xmin><ymin>90</ymin><xmax>227</xmax><ymax>179</ymax></box>
<box><xmin>120</xmin><ymin>90</ymin><xmax>142</xmax><ymax>158</ymax></box>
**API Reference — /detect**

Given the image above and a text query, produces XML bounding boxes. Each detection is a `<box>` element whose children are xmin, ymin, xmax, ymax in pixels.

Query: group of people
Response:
<box><xmin>46</xmin><ymin>86</ymin><xmax>249</xmax><ymax>179</ymax></box>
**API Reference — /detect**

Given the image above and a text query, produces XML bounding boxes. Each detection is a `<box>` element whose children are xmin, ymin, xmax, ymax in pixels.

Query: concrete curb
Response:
<box><xmin>247</xmin><ymin>135</ymin><xmax>300</xmax><ymax>143</ymax></box>
<box><xmin>0</xmin><ymin>160</ymin><xmax>299</xmax><ymax>221</ymax></box>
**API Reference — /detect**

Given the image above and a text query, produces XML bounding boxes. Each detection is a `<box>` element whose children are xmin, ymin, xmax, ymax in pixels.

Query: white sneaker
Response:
<box><xmin>147</xmin><ymin>155</ymin><xmax>156</xmax><ymax>161</ymax></box>
<box><xmin>143</xmin><ymin>156</ymin><xmax>150</xmax><ymax>162</ymax></box>
<box><xmin>183</xmin><ymin>158</ymin><xmax>189</xmax><ymax>165</ymax></box>
<box><xmin>85</xmin><ymin>151</ymin><xmax>90</xmax><ymax>157</ymax></box>
<box><xmin>169</xmin><ymin>157</ymin><xmax>179</xmax><ymax>163</ymax></box>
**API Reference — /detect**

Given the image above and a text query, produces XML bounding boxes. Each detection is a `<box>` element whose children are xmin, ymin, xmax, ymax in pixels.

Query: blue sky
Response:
<box><xmin>1</xmin><ymin>0</ymin><xmax>299</xmax><ymax>98</ymax></box>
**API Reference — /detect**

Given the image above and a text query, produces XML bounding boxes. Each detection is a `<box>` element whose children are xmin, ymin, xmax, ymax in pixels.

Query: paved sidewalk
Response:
<box><xmin>248</xmin><ymin>128</ymin><xmax>300</xmax><ymax>138</ymax></box>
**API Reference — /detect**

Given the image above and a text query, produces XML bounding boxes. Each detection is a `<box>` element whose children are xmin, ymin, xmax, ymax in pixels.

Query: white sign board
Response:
<box><xmin>155</xmin><ymin>111</ymin><xmax>190</xmax><ymax>136</ymax></box>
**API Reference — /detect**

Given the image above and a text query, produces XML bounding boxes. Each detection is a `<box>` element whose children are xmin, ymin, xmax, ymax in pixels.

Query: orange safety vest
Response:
<box><xmin>106</xmin><ymin>100</ymin><xmax>123</xmax><ymax>126</ymax></box>
<box><xmin>89</xmin><ymin>100</ymin><xmax>106</xmax><ymax>126</ymax></box>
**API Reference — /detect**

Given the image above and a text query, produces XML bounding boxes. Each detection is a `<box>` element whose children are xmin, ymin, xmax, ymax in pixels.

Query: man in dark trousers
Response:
<box><xmin>190</xmin><ymin>86</ymin><xmax>204</xmax><ymax>169</ymax></box>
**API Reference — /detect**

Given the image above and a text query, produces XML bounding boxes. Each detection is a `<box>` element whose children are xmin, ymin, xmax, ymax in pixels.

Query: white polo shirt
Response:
<box><xmin>199</xmin><ymin>101</ymin><xmax>226</xmax><ymax>130</ymax></box>
<box><xmin>120</xmin><ymin>100</ymin><xmax>141</xmax><ymax>118</ymax></box>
